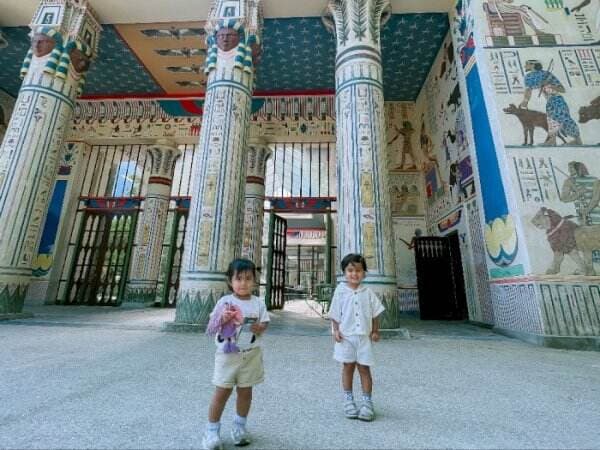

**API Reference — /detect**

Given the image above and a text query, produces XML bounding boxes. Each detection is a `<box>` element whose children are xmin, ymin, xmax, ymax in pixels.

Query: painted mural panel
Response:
<box><xmin>414</xmin><ymin>33</ymin><xmax>478</xmax><ymax>228</ymax></box>
<box><xmin>477</xmin><ymin>0</ymin><xmax>600</xmax><ymax>47</ymax></box>
<box><xmin>509</xmin><ymin>146</ymin><xmax>600</xmax><ymax>276</ymax></box>
<box><xmin>385</xmin><ymin>102</ymin><xmax>420</xmax><ymax>171</ymax></box>
<box><xmin>487</xmin><ymin>46</ymin><xmax>600</xmax><ymax>148</ymax></box>
<box><xmin>388</xmin><ymin>171</ymin><xmax>424</xmax><ymax>217</ymax></box>
<box><xmin>393</xmin><ymin>217</ymin><xmax>426</xmax><ymax>287</ymax></box>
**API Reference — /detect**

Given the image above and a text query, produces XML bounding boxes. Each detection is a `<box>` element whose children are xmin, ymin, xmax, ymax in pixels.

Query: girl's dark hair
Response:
<box><xmin>226</xmin><ymin>258</ymin><xmax>256</xmax><ymax>284</ymax></box>
<box><xmin>341</xmin><ymin>253</ymin><xmax>367</xmax><ymax>272</ymax></box>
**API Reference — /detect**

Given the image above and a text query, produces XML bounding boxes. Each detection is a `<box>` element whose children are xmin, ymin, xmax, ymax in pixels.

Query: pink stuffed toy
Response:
<box><xmin>206</xmin><ymin>302</ymin><xmax>244</xmax><ymax>353</ymax></box>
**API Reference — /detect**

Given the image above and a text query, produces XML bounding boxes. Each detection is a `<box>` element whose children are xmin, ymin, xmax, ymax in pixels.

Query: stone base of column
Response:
<box><xmin>0</xmin><ymin>277</ymin><xmax>29</xmax><ymax>316</ymax></box>
<box><xmin>123</xmin><ymin>284</ymin><xmax>158</xmax><ymax>307</ymax></box>
<box><xmin>163</xmin><ymin>281</ymin><xmax>227</xmax><ymax>332</ymax></box>
<box><xmin>367</xmin><ymin>282</ymin><xmax>410</xmax><ymax>337</ymax></box>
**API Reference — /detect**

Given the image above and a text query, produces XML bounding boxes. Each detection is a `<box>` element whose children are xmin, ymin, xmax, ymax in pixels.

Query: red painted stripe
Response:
<box><xmin>148</xmin><ymin>176</ymin><xmax>173</xmax><ymax>186</ymax></box>
<box><xmin>180</xmin><ymin>100</ymin><xmax>204</xmax><ymax>115</ymax></box>
<box><xmin>246</xmin><ymin>176</ymin><xmax>265</xmax><ymax>185</ymax></box>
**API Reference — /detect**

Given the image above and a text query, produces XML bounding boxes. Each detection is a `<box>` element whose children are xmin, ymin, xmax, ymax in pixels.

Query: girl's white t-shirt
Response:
<box><xmin>211</xmin><ymin>294</ymin><xmax>270</xmax><ymax>352</ymax></box>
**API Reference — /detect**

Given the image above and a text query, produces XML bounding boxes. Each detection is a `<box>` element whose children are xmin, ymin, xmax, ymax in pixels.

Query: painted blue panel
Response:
<box><xmin>465</xmin><ymin>65</ymin><xmax>508</xmax><ymax>223</ymax></box>
<box><xmin>38</xmin><ymin>180</ymin><xmax>67</xmax><ymax>254</ymax></box>
<box><xmin>84</xmin><ymin>25</ymin><xmax>163</xmax><ymax>96</ymax></box>
<box><xmin>0</xmin><ymin>27</ymin><xmax>32</xmax><ymax>97</ymax></box>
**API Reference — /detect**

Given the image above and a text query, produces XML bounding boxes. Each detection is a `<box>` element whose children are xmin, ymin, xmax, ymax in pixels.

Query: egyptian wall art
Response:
<box><xmin>477</xmin><ymin>0</ymin><xmax>600</xmax><ymax>277</ymax></box>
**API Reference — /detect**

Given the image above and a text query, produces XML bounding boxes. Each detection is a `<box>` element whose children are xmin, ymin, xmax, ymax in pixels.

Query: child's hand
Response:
<box><xmin>333</xmin><ymin>329</ymin><xmax>343</xmax><ymax>343</ymax></box>
<box><xmin>370</xmin><ymin>330</ymin><xmax>380</xmax><ymax>342</ymax></box>
<box><xmin>250</xmin><ymin>322</ymin><xmax>267</xmax><ymax>335</ymax></box>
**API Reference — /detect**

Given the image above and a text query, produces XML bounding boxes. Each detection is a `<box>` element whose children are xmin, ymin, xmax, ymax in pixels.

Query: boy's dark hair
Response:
<box><xmin>225</xmin><ymin>258</ymin><xmax>256</xmax><ymax>287</ymax></box>
<box><xmin>341</xmin><ymin>253</ymin><xmax>367</xmax><ymax>272</ymax></box>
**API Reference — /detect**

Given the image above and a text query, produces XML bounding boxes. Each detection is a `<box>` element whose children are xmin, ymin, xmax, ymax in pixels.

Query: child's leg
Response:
<box><xmin>356</xmin><ymin>363</ymin><xmax>372</xmax><ymax>395</ymax></box>
<box><xmin>341</xmin><ymin>362</ymin><xmax>359</xmax><ymax>418</ymax></box>
<box><xmin>356</xmin><ymin>364</ymin><xmax>375</xmax><ymax>421</ymax></box>
<box><xmin>235</xmin><ymin>386</ymin><xmax>252</xmax><ymax>417</ymax></box>
<box><xmin>208</xmin><ymin>387</ymin><xmax>233</xmax><ymax>422</ymax></box>
<box><xmin>342</xmin><ymin>362</ymin><xmax>356</xmax><ymax>392</ymax></box>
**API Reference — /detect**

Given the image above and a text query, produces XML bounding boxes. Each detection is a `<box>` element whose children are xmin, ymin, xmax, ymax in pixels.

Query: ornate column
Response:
<box><xmin>170</xmin><ymin>0</ymin><xmax>263</xmax><ymax>330</ymax></box>
<box><xmin>125</xmin><ymin>140</ymin><xmax>181</xmax><ymax>305</ymax></box>
<box><xmin>324</xmin><ymin>0</ymin><xmax>400</xmax><ymax>328</ymax></box>
<box><xmin>241</xmin><ymin>140</ymin><xmax>271</xmax><ymax>269</ymax></box>
<box><xmin>0</xmin><ymin>0</ymin><xmax>100</xmax><ymax>317</ymax></box>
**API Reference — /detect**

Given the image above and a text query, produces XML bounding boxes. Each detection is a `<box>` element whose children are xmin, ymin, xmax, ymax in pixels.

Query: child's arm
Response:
<box><xmin>370</xmin><ymin>317</ymin><xmax>380</xmax><ymax>342</ymax></box>
<box><xmin>331</xmin><ymin>319</ymin><xmax>343</xmax><ymax>342</ymax></box>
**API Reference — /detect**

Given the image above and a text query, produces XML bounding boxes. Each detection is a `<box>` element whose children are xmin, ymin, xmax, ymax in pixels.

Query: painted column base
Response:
<box><xmin>123</xmin><ymin>285</ymin><xmax>158</xmax><ymax>307</ymax></box>
<box><xmin>493</xmin><ymin>326</ymin><xmax>600</xmax><ymax>352</ymax></box>
<box><xmin>0</xmin><ymin>282</ymin><xmax>28</xmax><ymax>315</ymax></box>
<box><xmin>164</xmin><ymin>288</ymin><xmax>225</xmax><ymax>332</ymax></box>
<box><xmin>374</xmin><ymin>288</ymin><xmax>403</xmax><ymax>330</ymax></box>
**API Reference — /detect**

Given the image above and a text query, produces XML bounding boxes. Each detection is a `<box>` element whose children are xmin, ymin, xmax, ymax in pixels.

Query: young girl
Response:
<box><xmin>202</xmin><ymin>259</ymin><xmax>270</xmax><ymax>450</ymax></box>
<box><xmin>329</xmin><ymin>253</ymin><xmax>385</xmax><ymax>422</ymax></box>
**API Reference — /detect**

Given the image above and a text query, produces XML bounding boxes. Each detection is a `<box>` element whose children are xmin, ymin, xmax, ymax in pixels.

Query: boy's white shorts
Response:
<box><xmin>333</xmin><ymin>334</ymin><xmax>374</xmax><ymax>366</ymax></box>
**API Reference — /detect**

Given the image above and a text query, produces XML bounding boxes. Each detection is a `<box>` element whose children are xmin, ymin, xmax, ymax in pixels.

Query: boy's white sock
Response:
<box><xmin>207</xmin><ymin>421</ymin><xmax>220</xmax><ymax>433</ymax></box>
<box><xmin>233</xmin><ymin>414</ymin><xmax>247</xmax><ymax>427</ymax></box>
<box><xmin>344</xmin><ymin>390</ymin><xmax>354</xmax><ymax>401</ymax></box>
<box><xmin>362</xmin><ymin>392</ymin><xmax>372</xmax><ymax>403</ymax></box>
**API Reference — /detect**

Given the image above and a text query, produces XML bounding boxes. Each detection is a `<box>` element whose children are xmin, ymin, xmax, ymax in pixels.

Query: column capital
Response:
<box><xmin>246</xmin><ymin>141</ymin><xmax>271</xmax><ymax>180</ymax></box>
<box><xmin>322</xmin><ymin>0</ymin><xmax>391</xmax><ymax>49</ymax></box>
<box><xmin>147</xmin><ymin>141</ymin><xmax>181</xmax><ymax>180</ymax></box>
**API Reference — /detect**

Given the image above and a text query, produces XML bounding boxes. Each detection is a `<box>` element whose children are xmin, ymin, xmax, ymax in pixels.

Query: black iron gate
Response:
<box><xmin>414</xmin><ymin>233</ymin><xmax>468</xmax><ymax>320</ymax></box>
<box><xmin>265</xmin><ymin>212</ymin><xmax>287</xmax><ymax>310</ymax></box>
<box><xmin>62</xmin><ymin>198</ymin><xmax>140</xmax><ymax>306</ymax></box>
<box><xmin>155</xmin><ymin>198</ymin><xmax>189</xmax><ymax>307</ymax></box>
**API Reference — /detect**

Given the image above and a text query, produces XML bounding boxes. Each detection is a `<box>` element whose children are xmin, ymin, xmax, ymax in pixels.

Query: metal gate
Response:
<box><xmin>155</xmin><ymin>198</ymin><xmax>189</xmax><ymax>307</ymax></box>
<box><xmin>62</xmin><ymin>198</ymin><xmax>140</xmax><ymax>306</ymax></box>
<box><xmin>265</xmin><ymin>212</ymin><xmax>287</xmax><ymax>310</ymax></box>
<box><xmin>414</xmin><ymin>234</ymin><xmax>468</xmax><ymax>320</ymax></box>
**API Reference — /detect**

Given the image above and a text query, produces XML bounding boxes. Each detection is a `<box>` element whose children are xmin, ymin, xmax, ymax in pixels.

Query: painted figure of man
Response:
<box><xmin>388</xmin><ymin>121</ymin><xmax>417</xmax><ymax>169</ymax></box>
<box><xmin>487</xmin><ymin>0</ymin><xmax>549</xmax><ymax>34</ymax></box>
<box><xmin>560</xmin><ymin>161</ymin><xmax>600</xmax><ymax>225</ymax></box>
<box><xmin>520</xmin><ymin>60</ymin><xmax>582</xmax><ymax>145</ymax></box>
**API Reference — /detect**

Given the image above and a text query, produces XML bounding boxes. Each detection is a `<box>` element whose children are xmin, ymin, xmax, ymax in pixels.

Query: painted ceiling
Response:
<box><xmin>0</xmin><ymin>14</ymin><xmax>449</xmax><ymax>101</ymax></box>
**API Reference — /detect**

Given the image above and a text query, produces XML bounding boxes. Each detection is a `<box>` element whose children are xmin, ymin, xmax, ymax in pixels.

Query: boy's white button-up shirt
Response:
<box><xmin>328</xmin><ymin>283</ymin><xmax>385</xmax><ymax>336</ymax></box>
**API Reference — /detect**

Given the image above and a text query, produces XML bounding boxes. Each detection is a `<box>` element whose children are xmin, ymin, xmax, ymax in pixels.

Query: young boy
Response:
<box><xmin>328</xmin><ymin>253</ymin><xmax>385</xmax><ymax>422</ymax></box>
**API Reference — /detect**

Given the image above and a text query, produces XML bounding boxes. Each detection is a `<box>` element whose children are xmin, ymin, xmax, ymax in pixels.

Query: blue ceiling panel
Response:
<box><xmin>0</xmin><ymin>14</ymin><xmax>449</xmax><ymax>101</ymax></box>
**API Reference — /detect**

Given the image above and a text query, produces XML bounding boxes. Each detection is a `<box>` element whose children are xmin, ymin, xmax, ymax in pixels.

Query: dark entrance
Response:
<box><xmin>414</xmin><ymin>232</ymin><xmax>468</xmax><ymax>320</ymax></box>
<box><xmin>264</xmin><ymin>212</ymin><xmax>287</xmax><ymax>310</ymax></box>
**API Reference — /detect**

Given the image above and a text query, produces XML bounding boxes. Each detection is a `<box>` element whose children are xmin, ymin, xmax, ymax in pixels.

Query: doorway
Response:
<box><xmin>414</xmin><ymin>231</ymin><xmax>468</xmax><ymax>320</ymax></box>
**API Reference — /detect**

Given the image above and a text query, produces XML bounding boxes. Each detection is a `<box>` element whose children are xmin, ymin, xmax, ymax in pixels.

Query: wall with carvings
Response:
<box><xmin>403</xmin><ymin>31</ymin><xmax>495</xmax><ymax>323</ymax></box>
<box><xmin>448</xmin><ymin>0</ymin><xmax>600</xmax><ymax>338</ymax></box>
<box><xmin>476</xmin><ymin>0</ymin><xmax>600</xmax><ymax>278</ymax></box>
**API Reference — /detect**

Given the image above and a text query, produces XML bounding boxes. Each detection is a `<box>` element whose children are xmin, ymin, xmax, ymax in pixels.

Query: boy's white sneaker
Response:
<box><xmin>231</xmin><ymin>424</ymin><xmax>251</xmax><ymax>446</ymax></box>
<box><xmin>201</xmin><ymin>430</ymin><xmax>223</xmax><ymax>450</ymax></box>
<box><xmin>358</xmin><ymin>401</ymin><xmax>375</xmax><ymax>422</ymax></box>
<box><xmin>343</xmin><ymin>400</ymin><xmax>359</xmax><ymax>419</ymax></box>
